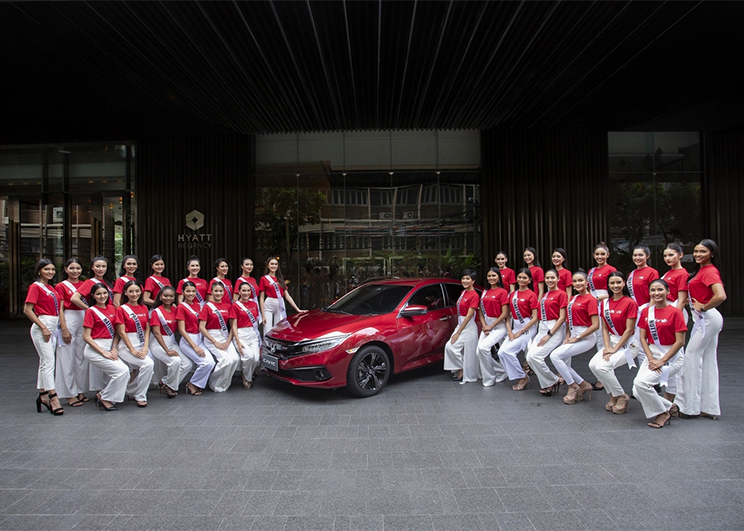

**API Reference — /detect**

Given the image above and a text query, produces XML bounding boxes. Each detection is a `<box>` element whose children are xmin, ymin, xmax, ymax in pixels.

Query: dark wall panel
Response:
<box><xmin>137</xmin><ymin>134</ymin><xmax>255</xmax><ymax>287</ymax></box>
<box><xmin>481</xmin><ymin>130</ymin><xmax>609</xmax><ymax>278</ymax></box>
<box><xmin>704</xmin><ymin>131</ymin><xmax>744</xmax><ymax>317</ymax></box>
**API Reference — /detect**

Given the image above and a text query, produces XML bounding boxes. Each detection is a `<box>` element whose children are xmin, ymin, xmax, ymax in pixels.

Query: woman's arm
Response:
<box><xmin>259</xmin><ymin>292</ymin><xmax>266</xmax><ymax>325</ymax></box>
<box><xmin>648</xmin><ymin>331</ymin><xmax>686</xmax><ymax>371</ymax></box>
<box><xmin>199</xmin><ymin>320</ymin><xmax>219</xmax><ymax>346</ymax></box>
<box><xmin>23</xmin><ymin>303</ymin><xmax>52</xmax><ymax>342</ymax></box>
<box><xmin>151</xmin><ymin>325</ymin><xmax>169</xmax><ymax>353</ymax></box>
<box><xmin>58</xmin><ymin>301</ymin><xmax>72</xmax><ymax>344</ymax></box>
<box><xmin>143</xmin><ymin>290</ymin><xmax>156</xmax><ymax>307</ymax></box>
<box><xmin>284</xmin><ymin>290</ymin><xmax>306</xmax><ymax>313</ymax></box>
<box><xmin>70</xmin><ymin>292</ymin><xmax>88</xmax><ymax>310</ymax></box>
<box><xmin>537</xmin><ymin>282</ymin><xmax>545</xmax><ymax>300</ymax></box>
<box><xmin>116</xmin><ymin>323</ymin><xmax>137</xmax><ymax>354</ymax></box>
<box><xmin>450</xmin><ymin>307</ymin><xmax>476</xmax><ymax>345</ymax></box>
<box><xmin>515</xmin><ymin>309</ymin><xmax>539</xmax><ymax>338</ymax></box>
<box><xmin>112</xmin><ymin>293</ymin><xmax>122</xmax><ymax>307</ymax></box>
<box><xmin>693</xmin><ymin>283</ymin><xmax>726</xmax><ymax>312</ymax></box>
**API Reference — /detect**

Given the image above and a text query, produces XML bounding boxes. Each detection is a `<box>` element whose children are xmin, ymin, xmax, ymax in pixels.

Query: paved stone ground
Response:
<box><xmin>0</xmin><ymin>318</ymin><xmax>743</xmax><ymax>531</ymax></box>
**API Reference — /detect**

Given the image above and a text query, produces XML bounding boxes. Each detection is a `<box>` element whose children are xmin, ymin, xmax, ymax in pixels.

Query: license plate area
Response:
<box><xmin>262</xmin><ymin>352</ymin><xmax>279</xmax><ymax>371</ymax></box>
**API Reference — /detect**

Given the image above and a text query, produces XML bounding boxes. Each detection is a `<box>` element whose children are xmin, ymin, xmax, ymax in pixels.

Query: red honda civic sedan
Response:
<box><xmin>262</xmin><ymin>278</ymin><xmax>476</xmax><ymax>397</ymax></box>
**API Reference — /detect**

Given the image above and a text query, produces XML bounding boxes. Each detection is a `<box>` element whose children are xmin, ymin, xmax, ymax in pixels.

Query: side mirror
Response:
<box><xmin>400</xmin><ymin>305</ymin><xmax>428</xmax><ymax>317</ymax></box>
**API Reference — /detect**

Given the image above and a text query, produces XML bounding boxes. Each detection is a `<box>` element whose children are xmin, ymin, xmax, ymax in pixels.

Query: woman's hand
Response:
<box><xmin>103</xmin><ymin>349</ymin><xmax>119</xmax><ymax>361</ymax></box>
<box><xmin>537</xmin><ymin>334</ymin><xmax>549</xmax><ymax>347</ymax></box>
<box><xmin>166</xmin><ymin>349</ymin><xmax>179</xmax><ymax>357</ymax></box>
<box><xmin>507</xmin><ymin>331</ymin><xmax>515</xmax><ymax>341</ymax></box>
<box><xmin>691</xmin><ymin>298</ymin><xmax>705</xmax><ymax>313</ymax></box>
<box><xmin>450</xmin><ymin>331</ymin><xmax>460</xmax><ymax>345</ymax></box>
<box><xmin>61</xmin><ymin>329</ymin><xmax>72</xmax><ymax>344</ymax></box>
<box><xmin>215</xmin><ymin>341</ymin><xmax>228</xmax><ymax>351</ymax></box>
<box><xmin>648</xmin><ymin>359</ymin><xmax>664</xmax><ymax>372</ymax></box>
<box><xmin>236</xmin><ymin>342</ymin><xmax>245</xmax><ymax>355</ymax></box>
<box><xmin>565</xmin><ymin>336</ymin><xmax>579</xmax><ymax>344</ymax></box>
<box><xmin>194</xmin><ymin>346</ymin><xmax>206</xmax><ymax>358</ymax></box>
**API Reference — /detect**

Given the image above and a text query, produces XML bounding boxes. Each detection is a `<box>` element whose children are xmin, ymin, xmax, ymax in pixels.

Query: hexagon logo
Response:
<box><xmin>185</xmin><ymin>209</ymin><xmax>204</xmax><ymax>231</ymax></box>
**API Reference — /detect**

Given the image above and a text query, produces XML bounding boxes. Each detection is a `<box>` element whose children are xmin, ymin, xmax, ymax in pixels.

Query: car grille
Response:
<box><xmin>263</xmin><ymin>336</ymin><xmax>300</xmax><ymax>359</ymax></box>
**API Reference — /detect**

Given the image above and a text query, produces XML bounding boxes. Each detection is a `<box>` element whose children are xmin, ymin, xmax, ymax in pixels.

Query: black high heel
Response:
<box><xmin>95</xmin><ymin>395</ymin><xmax>118</xmax><ymax>412</ymax></box>
<box><xmin>36</xmin><ymin>391</ymin><xmax>51</xmax><ymax>413</ymax></box>
<box><xmin>541</xmin><ymin>381</ymin><xmax>561</xmax><ymax>397</ymax></box>
<box><xmin>47</xmin><ymin>393</ymin><xmax>64</xmax><ymax>416</ymax></box>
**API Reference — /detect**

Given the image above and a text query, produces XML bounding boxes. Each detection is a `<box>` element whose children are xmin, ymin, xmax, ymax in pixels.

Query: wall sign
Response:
<box><xmin>178</xmin><ymin>209</ymin><xmax>212</xmax><ymax>249</ymax></box>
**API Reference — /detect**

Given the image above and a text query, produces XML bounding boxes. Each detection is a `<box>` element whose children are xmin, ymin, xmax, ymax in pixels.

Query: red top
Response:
<box><xmin>150</xmin><ymin>306</ymin><xmax>177</xmax><ymax>333</ymax></box>
<box><xmin>628</xmin><ymin>266</ymin><xmax>660</xmax><ymax>306</ymax></box>
<box><xmin>175</xmin><ymin>301</ymin><xmax>202</xmax><ymax>334</ymax></box>
<box><xmin>176</xmin><ymin>277</ymin><xmax>209</xmax><ymax>302</ymax></box>
<box><xmin>83</xmin><ymin>304</ymin><xmax>117</xmax><ymax>339</ymax></box>
<box><xmin>638</xmin><ymin>305</ymin><xmax>687</xmax><ymax>345</ymax></box>
<box><xmin>688</xmin><ymin>265</ymin><xmax>723</xmax><ymax>305</ymax></box>
<box><xmin>509</xmin><ymin>289</ymin><xmax>539</xmax><ymax>321</ymax></box>
<box><xmin>481</xmin><ymin>287</ymin><xmax>509</xmax><ymax>318</ymax></box>
<box><xmin>589</xmin><ymin>264</ymin><xmax>616</xmax><ymax>292</ymax></box>
<box><xmin>259</xmin><ymin>275</ymin><xmax>285</xmax><ymax>299</ymax></box>
<box><xmin>25</xmin><ymin>282</ymin><xmax>60</xmax><ymax>316</ymax></box>
<box><xmin>662</xmin><ymin>268</ymin><xmax>689</xmax><ymax>303</ymax></box>
<box><xmin>528</xmin><ymin>266</ymin><xmax>544</xmax><ymax>296</ymax></box>
<box><xmin>115</xmin><ymin>303</ymin><xmax>149</xmax><ymax>334</ymax></box>
<box><xmin>55</xmin><ymin>280</ymin><xmax>84</xmax><ymax>311</ymax></box>
<box><xmin>499</xmin><ymin>267</ymin><xmax>516</xmax><ymax>288</ymax></box>
<box><xmin>230</xmin><ymin>300</ymin><xmax>260</xmax><ymax>328</ymax></box>
<box><xmin>235</xmin><ymin>276</ymin><xmax>260</xmax><ymax>299</ymax></box>
<box><xmin>208</xmin><ymin>277</ymin><xmax>234</xmax><ymax>302</ymax></box>
<box><xmin>601</xmin><ymin>296</ymin><xmax>638</xmax><ymax>336</ymax></box>
<box><xmin>113</xmin><ymin>275</ymin><xmax>137</xmax><ymax>295</ymax></box>
<box><xmin>456</xmin><ymin>289</ymin><xmax>479</xmax><ymax>317</ymax></box>
<box><xmin>539</xmin><ymin>289</ymin><xmax>568</xmax><ymax>321</ymax></box>
<box><xmin>557</xmin><ymin>268</ymin><xmax>572</xmax><ymax>292</ymax></box>
<box><xmin>567</xmin><ymin>293</ymin><xmax>598</xmax><ymax>327</ymax></box>
<box><xmin>77</xmin><ymin>278</ymin><xmax>113</xmax><ymax>301</ymax></box>
<box><xmin>199</xmin><ymin>300</ymin><xmax>231</xmax><ymax>330</ymax></box>
<box><xmin>144</xmin><ymin>275</ymin><xmax>171</xmax><ymax>301</ymax></box>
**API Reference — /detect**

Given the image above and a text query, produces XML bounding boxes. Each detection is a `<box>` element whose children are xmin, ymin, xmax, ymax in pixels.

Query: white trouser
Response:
<box><xmin>550</xmin><ymin>325</ymin><xmax>594</xmax><ymax>385</ymax></box>
<box><xmin>31</xmin><ymin>314</ymin><xmax>59</xmax><ymax>390</ymax></box>
<box><xmin>263</xmin><ymin>297</ymin><xmax>284</xmax><ymax>337</ymax></box>
<box><xmin>496</xmin><ymin>320</ymin><xmax>537</xmax><ymax>381</ymax></box>
<box><xmin>443</xmin><ymin>321</ymin><xmax>479</xmax><ymax>380</ymax></box>
<box><xmin>118</xmin><ymin>332</ymin><xmax>155</xmax><ymax>402</ymax></box>
<box><xmin>525</xmin><ymin>320</ymin><xmax>565</xmax><ymax>389</ymax></box>
<box><xmin>179</xmin><ymin>333</ymin><xmax>216</xmax><ymax>390</ymax></box>
<box><xmin>593</xmin><ymin>291</ymin><xmax>608</xmax><ymax>351</ymax></box>
<box><xmin>588</xmin><ymin>334</ymin><xmax>639</xmax><ymax>398</ymax></box>
<box><xmin>149</xmin><ymin>334</ymin><xmax>194</xmax><ymax>390</ymax></box>
<box><xmin>55</xmin><ymin>309</ymin><xmax>89</xmax><ymax>398</ymax></box>
<box><xmin>662</xmin><ymin>299</ymin><xmax>687</xmax><ymax>396</ymax></box>
<box><xmin>235</xmin><ymin>327</ymin><xmax>261</xmax><ymax>382</ymax></box>
<box><xmin>204</xmin><ymin>329</ymin><xmax>240</xmax><ymax>392</ymax></box>
<box><xmin>675</xmin><ymin>308</ymin><xmax>723</xmax><ymax>416</ymax></box>
<box><xmin>476</xmin><ymin>321</ymin><xmax>508</xmax><ymax>386</ymax></box>
<box><xmin>633</xmin><ymin>344</ymin><xmax>685</xmax><ymax>418</ymax></box>
<box><xmin>83</xmin><ymin>338</ymin><xmax>128</xmax><ymax>403</ymax></box>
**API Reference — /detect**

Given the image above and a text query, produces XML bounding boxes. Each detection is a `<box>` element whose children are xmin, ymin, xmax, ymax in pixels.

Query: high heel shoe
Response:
<box><xmin>563</xmin><ymin>385</ymin><xmax>579</xmax><ymax>405</ymax></box>
<box><xmin>541</xmin><ymin>381</ymin><xmax>561</xmax><ymax>397</ymax></box>
<box><xmin>36</xmin><ymin>391</ymin><xmax>51</xmax><ymax>413</ymax></box>
<box><xmin>577</xmin><ymin>381</ymin><xmax>593</xmax><ymax>402</ymax></box>
<box><xmin>95</xmin><ymin>395</ymin><xmax>118</xmax><ymax>411</ymax></box>
<box><xmin>612</xmin><ymin>394</ymin><xmax>629</xmax><ymax>415</ymax></box>
<box><xmin>512</xmin><ymin>376</ymin><xmax>530</xmax><ymax>391</ymax></box>
<box><xmin>648</xmin><ymin>411</ymin><xmax>671</xmax><ymax>428</ymax></box>
<box><xmin>669</xmin><ymin>404</ymin><xmax>680</xmax><ymax>417</ymax></box>
<box><xmin>185</xmin><ymin>384</ymin><xmax>202</xmax><ymax>396</ymax></box>
<box><xmin>160</xmin><ymin>380</ymin><xmax>177</xmax><ymax>399</ymax></box>
<box><xmin>605</xmin><ymin>395</ymin><xmax>618</xmax><ymax>412</ymax></box>
<box><xmin>47</xmin><ymin>393</ymin><xmax>64</xmax><ymax>416</ymax></box>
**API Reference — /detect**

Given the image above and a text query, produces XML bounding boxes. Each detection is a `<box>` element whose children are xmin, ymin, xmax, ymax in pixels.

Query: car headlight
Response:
<box><xmin>299</xmin><ymin>334</ymin><xmax>351</xmax><ymax>354</ymax></box>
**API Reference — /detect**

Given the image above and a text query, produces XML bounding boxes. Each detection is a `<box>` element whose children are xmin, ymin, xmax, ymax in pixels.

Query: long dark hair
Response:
<box><xmin>151</xmin><ymin>285</ymin><xmax>176</xmax><ymax>311</ymax></box>
<box><xmin>524</xmin><ymin>247</ymin><xmax>541</xmax><ymax>268</ymax></box>
<box><xmin>87</xmin><ymin>282</ymin><xmax>110</xmax><ymax>307</ymax></box>
<box><xmin>606</xmin><ymin>271</ymin><xmax>631</xmax><ymax>298</ymax></box>
<box><xmin>118</xmin><ymin>254</ymin><xmax>143</xmax><ymax>282</ymax></box>
<box><xmin>689</xmin><ymin>239</ymin><xmax>721</xmax><ymax>281</ymax></box>
<box><xmin>89</xmin><ymin>256</ymin><xmax>114</xmax><ymax>286</ymax></box>
<box><xmin>264</xmin><ymin>256</ymin><xmax>285</xmax><ymax>285</ymax></box>
<box><xmin>120</xmin><ymin>280</ymin><xmax>143</xmax><ymax>305</ymax></box>
<box><xmin>33</xmin><ymin>258</ymin><xmax>55</xmax><ymax>281</ymax></box>
<box><xmin>487</xmin><ymin>266</ymin><xmax>503</xmax><ymax>288</ymax></box>
<box><xmin>62</xmin><ymin>258</ymin><xmax>83</xmax><ymax>280</ymax></box>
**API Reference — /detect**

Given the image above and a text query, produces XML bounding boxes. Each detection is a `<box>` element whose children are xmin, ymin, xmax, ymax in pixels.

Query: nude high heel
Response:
<box><xmin>612</xmin><ymin>394</ymin><xmax>629</xmax><ymax>415</ymax></box>
<box><xmin>577</xmin><ymin>381</ymin><xmax>592</xmax><ymax>402</ymax></box>
<box><xmin>563</xmin><ymin>384</ymin><xmax>579</xmax><ymax>405</ymax></box>
<box><xmin>605</xmin><ymin>395</ymin><xmax>618</xmax><ymax>412</ymax></box>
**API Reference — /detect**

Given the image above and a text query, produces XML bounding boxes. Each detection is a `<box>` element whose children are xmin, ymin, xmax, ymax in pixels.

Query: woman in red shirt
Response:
<box><xmin>660</xmin><ymin>242</ymin><xmax>689</xmax><ymax>402</ymax></box>
<box><xmin>231</xmin><ymin>283</ymin><xmax>262</xmax><ymax>389</ymax></box>
<box><xmin>82</xmin><ymin>283</ymin><xmax>128</xmax><ymax>411</ymax></box>
<box><xmin>55</xmin><ymin>258</ymin><xmax>89</xmax><ymax>407</ymax></box>
<box><xmin>551</xmin><ymin>248</ymin><xmax>573</xmax><ymax>297</ymax></box>
<box><xmin>523</xmin><ymin>247</ymin><xmax>544</xmax><ymax>299</ymax></box>
<box><xmin>234</xmin><ymin>257</ymin><xmax>260</xmax><ymax>302</ymax></box>
<box><xmin>208</xmin><ymin>258</ymin><xmax>233</xmax><ymax>304</ymax></box>
<box><xmin>24</xmin><ymin>259</ymin><xmax>64</xmax><ymax>415</ymax></box>
<box><xmin>628</xmin><ymin>246</ymin><xmax>660</xmax><ymax>308</ymax></box>
<box><xmin>550</xmin><ymin>270</ymin><xmax>600</xmax><ymax>404</ymax></box>
<box><xmin>444</xmin><ymin>269</ymin><xmax>480</xmax><ymax>383</ymax></box>
<box><xmin>176</xmin><ymin>256</ymin><xmax>208</xmax><ymax>307</ymax></box>
<box><xmin>476</xmin><ymin>268</ymin><xmax>510</xmax><ymax>387</ymax></box>
<box><xmin>113</xmin><ymin>255</ymin><xmax>143</xmax><ymax>307</ymax></box>
<box><xmin>494</xmin><ymin>251</ymin><xmax>516</xmax><ymax>293</ymax></box>
<box><xmin>70</xmin><ymin>256</ymin><xmax>115</xmax><ymax>311</ymax></box>
<box><xmin>150</xmin><ymin>286</ymin><xmax>194</xmax><ymax>398</ymax></box>
<box><xmin>588</xmin><ymin>271</ymin><xmax>639</xmax><ymax>414</ymax></box>
<box><xmin>115</xmin><ymin>280</ymin><xmax>154</xmax><ymax>407</ymax></box>
<box><xmin>588</xmin><ymin>242</ymin><xmax>617</xmax><ymax>352</ymax></box>
<box><xmin>200</xmin><ymin>283</ymin><xmax>240</xmax><ymax>392</ymax></box>
<box><xmin>674</xmin><ymin>239</ymin><xmax>727</xmax><ymax>420</ymax></box>
<box><xmin>143</xmin><ymin>254</ymin><xmax>171</xmax><ymax>307</ymax></box>
<box><xmin>525</xmin><ymin>269</ymin><xmax>568</xmax><ymax>396</ymax></box>
<box><xmin>633</xmin><ymin>279</ymin><xmax>687</xmax><ymax>428</ymax></box>
<box><xmin>176</xmin><ymin>281</ymin><xmax>215</xmax><ymax>395</ymax></box>
<box><xmin>259</xmin><ymin>257</ymin><xmax>306</xmax><ymax>337</ymax></box>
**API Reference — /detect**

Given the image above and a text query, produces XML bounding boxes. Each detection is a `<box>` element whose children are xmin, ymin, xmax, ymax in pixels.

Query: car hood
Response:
<box><xmin>269</xmin><ymin>310</ymin><xmax>383</xmax><ymax>342</ymax></box>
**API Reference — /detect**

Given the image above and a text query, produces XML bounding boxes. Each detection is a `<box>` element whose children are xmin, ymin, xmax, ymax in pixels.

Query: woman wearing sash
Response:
<box><xmin>551</xmin><ymin>248</ymin><xmax>573</xmax><ymax>297</ymax></box>
<box><xmin>82</xmin><ymin>283</ymin><xmax>128</xmax><ymax>411</ymax></box>
<box><xmin>588</xmin><ymin>271</ymin><xmax>639</xmax><ymax>414</ymax></box>
<box><xmin>674</xmin><ymin>239</ymin><xmax>726</xmax><ymax>420</ymax></box>
<box><xmin>660</xmin><ymin>242</ymin><xmax>689</xmax><ymax>402</ymax></box>
<box><xmin>523</xmin><ymin>247</ymin><xmax>544</xmax><ymax>299</ymax></box>
<box><xmin>112</xmin><ymin>255</ymin><xmax>142</xmax><ymax>307</ymax></box>
<box><xmin>525</xmin><ymin>269</ymin><xmax>568</xmax><ymax>396</ymax></box>
<box><xmin>633</xmin><ymin>279</ymin><xmax>686</xmax><ymax>428</ymax></box>
<box><xmin>199</xmin><ymin>282</ymin><xmax>240</xmax><ymax>392</ymax></box>
<box><xmin>115</xmin><ymin>280</ymin><xmax>154</xmax><ymax>407</ymax></box>
<box><xmin>628</xmin><ymin>246</ymin><xmax>660</xmax><ymax>310</ymax></box>
<box><xmin>476</xmin><ymin>268</ymin><xmax>510</xmax><ymax>387</ymax></box>
<box><xmin>143</xmin><ymin>254</ymin><xmax>170</xmax><ymax>307</ymax></box>
<box><xmin>496</xmin><ymin>269</ymin><xmax>539</xmax><ymax>391</ymax></box>
<box><xmin>208</xmin><ymin>258</ymin><xmax>233</xmax><ymax>304</ymax></box>
<box><xmin>176</xmin><ymin>256</ymin><xmax>208</xmax><ymax>307</ymax></box>
<box><xmin>24</xmin><ymin>259</ymin><xmax>64</xmax><ymax>415</ymax></box>
<box><xmin>55</xmin><ymin>258</ymin><xmax>90</xmax><ymax>407</ymax></box>
<box><xmin>234</xmin><ymin>257</ymin><xmax>259</xmax><ymax>302</ymax></box>
<box><xmin>550</xmin><ymin>270</ymin><xmax>600</xmax><ymax>404</ymax></box>
<box><xmin>149</xmin><ymin>286</ymin><xmax>194</xmax><ymax>398</ymax></box>
<box><xmin>443</xmin><ymin>269</ymin><xmax>480</xmax><ymax>383</ymax></box>
<box><xmin>259</xmin><ymin>257</ymin><xmax>306</xmax><ymax>337</ymax></box>
<box><xmin>588</xmin><ymin>243</ymin><xmax>617</xmax><ymax>352</ymax></box>
<box><xmin>231</xmin><ymin>283</ymin><xmax>262</xmax><ymax>389</ymax></box>
<box><xmin>176</xmin><ymin>281</ymin><xmax>215</xmax><ymax>396</ymax></box>
<box><xmin>495</xmin><ymin>251</ymin><xmax>516</xmax><ymax>292</ymax></box>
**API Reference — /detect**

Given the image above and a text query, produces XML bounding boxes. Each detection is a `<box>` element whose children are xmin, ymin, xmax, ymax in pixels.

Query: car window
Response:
<box><xmin>443</xmin><ymin>283</ymin><xmax>462</xmax><ymax>307</ymax></box>
<box><xmin>325</xmin><ymin>284</ymin><xmax>412</xmax><ymax>315</ymax></box>
<box><xmin>407</xmin><ymin>284</ymin><xmax>444</xmax><ymax>311</ymax></box>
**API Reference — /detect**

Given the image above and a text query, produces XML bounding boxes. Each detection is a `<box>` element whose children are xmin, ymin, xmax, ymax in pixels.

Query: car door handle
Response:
<box><xmin>439</xmin><ymin>316</ymin><xmax>450</xmax><ymax>321</ymax></box>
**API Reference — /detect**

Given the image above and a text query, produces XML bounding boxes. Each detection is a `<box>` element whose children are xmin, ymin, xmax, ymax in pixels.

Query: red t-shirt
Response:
<box><xmin>509</xmin><ymin>289</ymin><xmax>539</xmax><ymax>322</ymax></box>
<box><xmin>235</xmin><ymin>276</ymin><xmax>260</xmax><ymax>299</ymax></box>
<box><xmin>589</xmin><ymin>264</ymin><xmax>616</xmax><ymax>292</ymax></box>
<box><xmin>688</xmin><ymin>265</ymin><xmax>723</xmax><ymax>305</ymax></box>
<box><xmin>199</xmin><ymin>301</ymin><xmax>231</xmax><ymax>330</ymax></box>
<box><xmin>601</xmin><ymin>296</ymin><xmax>638</xmax><ymax>336</ymax></box>
<box><xmin>83</xmin><ymin>304</ymin><xmax>117</xmax><ymax>339</ymax></box>
<box><xmin>638</xmin><ymin>305</ymin><xmax>687</xmax><ymax>345</ymax></box>
<box><xmin>115</xmin><ymin>303</ymin><xmax>149</xmax><ymax>334</ymax></box>
<box><xmin>539</xmin><ymin>289</ymin><xmax>568</xmax><ymax>321</ymax></box>
<box><xmin>230</xmin><ymin>300</ymin><xmax>260</xmax><ymax>328</ymax></box>
<box><xmin>557</xmin><ymin>268</ymin><xmax>573</xmax><ymax>292</ymax></box>
<box><xmin>113</xmin><ymin>275</ymin><xmax>138</xmax><ymax>295</ymax></box>
<box><xmin>208</xmin><ymin>277</ymin><xmax>234</xmax><ymax>302</ymax></box>
<box><xmin>662</xmin><ymin>268</ymin><xmax>689</xmax><ymax>303</ymax></box>
<box><xmin>567</xmin><ymin>293</ymin><xmax>598</xmax><ymax>327</ymax></box>
<box><xmin>628</xmin><ymin>266</ymin><xmax>660</xmax><ymax>306</ymax></box>
<box><xmin>25</xmin><ymin>282</ymin><xmax>60</xmax><ymax>316</ymax></box>
<box><xmin>481</xmin><ymin>287</ymin><xmax>508</xmax><ymax>318</ymax></box>
<box><xmin>150</xmin><ymin>306</ymin><xmax>178</xmax><ymax>334</ymax></box>
<box><xmin>456</xmin><ymin>289</ymin><xmax>479</xmax><ymax>317</ymax></box>
<box><xmin>56</xmin><ymin>280</ymin><xmax>84</xmax><ymax>312</ymax></box>
<box><xmin>176</xmin><ymin>277</ymin><xmax>209</xmax><ymax>303</ymax></box>
<box><xmin>259</xmin><ymin>275</ymin><xmax>285</xmax><ymax>299</ymax></box>
<box><xmin>499</xmin><ymin>267</ymin><xmax>516</xmax><ymax>289</ymax></box>
<box><xmin>175</xmin><ymin>301</ymin><xmax>202</xmax><ymax>334</ymax></box>
<box><xmin>528</xmin><ymin>266</ymin><xmax>544</xmax><ymax>296</ymax></box>
<box><xmin>144</xmin><ymin>275</ymin><xmax>171</xmax><ymax>301</ymax></box>
<box><xmin>77</xmin><ymin>278</ymin><xmax>113</xmax><ymax>301</ymax></box>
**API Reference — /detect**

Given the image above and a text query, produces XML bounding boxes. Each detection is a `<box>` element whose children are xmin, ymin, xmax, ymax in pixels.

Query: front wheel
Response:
<box><xmin>346</xmin><ymin>346</ymin><xmax>390</xmax><ymax>397</ymax></box>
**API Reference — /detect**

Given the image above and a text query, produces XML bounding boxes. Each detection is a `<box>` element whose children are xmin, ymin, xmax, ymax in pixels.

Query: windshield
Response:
<box><xmin>325</xmin><ymin>284</ymin><xmax>413</xmax><ymax>315</ymax></box>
